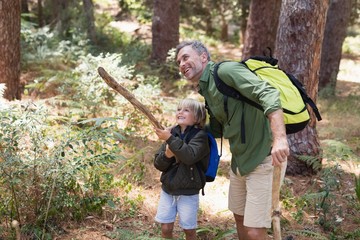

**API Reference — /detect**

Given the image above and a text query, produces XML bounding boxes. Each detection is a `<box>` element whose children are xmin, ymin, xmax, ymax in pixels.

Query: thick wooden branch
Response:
<box><xmin>272</xmin><ymin>165</ymin><xmax>282</xmax><ymax>240</ymax></box>
<box><xmin>98</xmin><ymin>67</ymin><xmax>164</xmax><ymax>130</ymax></box>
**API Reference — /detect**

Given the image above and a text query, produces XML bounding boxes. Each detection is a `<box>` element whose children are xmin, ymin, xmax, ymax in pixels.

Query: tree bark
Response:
<box><xmin>150</xmin><ymin>0</ymin><xmax>180</xmax><ymax>64</ymax></box>
<box><xmin>319</xmin><ymin>0</ymin><xmax>352</xmax><ymax>95</ymax></box>
<box><xmin>38</xmin><ymin>0</ymin><xmax>43</xmax><ymax>27</ymax></box>
<box><xmin>275</xmin><ymin>0</ymin><xmax>329</xmax><ymax>175</ymax></box>
<box><xmin>21</xmin><ymin>0</ymin><xmax>29</xmax><ymax>14</ymax></box>
<box><xmin>242</xmin><ymin>0</ymin><xmax>281</xmax><ymax>59</ymax></box>
<box><xmin>83</xmin><ymin>0</ymin><xmax>97</xmax><ymax>44</ymax></box>
<box><xmin>239</xmin><ymin>0</ymin><xmax>250</xmax><ymax>46</ymax></box>
<box><xmin>0</xmin><ymin>0</ymin><xmax>22</xmax><ymax>101</ymax></box>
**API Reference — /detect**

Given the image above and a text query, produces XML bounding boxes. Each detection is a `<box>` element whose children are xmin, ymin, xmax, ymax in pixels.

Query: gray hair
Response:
<box><xmin>175</xmin><ymin>40</ymin><xmax>211</xmax><ymax>61</ymax></box>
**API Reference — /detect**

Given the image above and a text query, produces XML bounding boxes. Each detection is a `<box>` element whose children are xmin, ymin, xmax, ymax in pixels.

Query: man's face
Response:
<box><xmin>176</xmin><ymin>46</ymin><xmax>208</xmax><ymax>83</ymax></box>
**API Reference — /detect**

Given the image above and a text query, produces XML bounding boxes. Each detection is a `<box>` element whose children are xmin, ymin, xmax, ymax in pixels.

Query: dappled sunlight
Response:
<box><xmin>338</xmin><ymin>58</ymin><xmax>360</xmax><ymax>83</ymax></box>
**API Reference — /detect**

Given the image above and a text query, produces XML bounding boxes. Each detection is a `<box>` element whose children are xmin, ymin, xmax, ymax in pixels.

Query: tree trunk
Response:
<box><xmin>275</xmin><ymin>0</ymin><xmax>329</xmax><ymax>176</ymax></box>
<box><xmin>239</xmin><ymin>0</ymin><xmax>250</xmax><ymax>46</ymax></box>
<box><xmin>220</xmin><ymin>17</ymin><xmax>228</xmax><ymax>42</ymax></box>
<box><xmin>204</xmin><ymin>0</ymin><xmax>214</xmax><ymax>36</ymax></box>
<box><xmin>83</xmin><ymin>0</ymin><xmax>97</xmax><ymax>44</ymax></box>
<box><xmin>0</xmin><ymin>0</ymin><xmax>22</xmax><ymax>101</ymax></box>
<box><xmin>150</xmin><ymin>0</ymin><xmax>180</xmax><ymax>64</ymax></box>
<box><xmin>52</xmin><ymin>0</ymin><xmax>73</xmax><ymax>38</ymax></box>
<box><xmin>319</xmin><ymin>0</ymin><xmax>352</xmax><ymax>95</ymax></box>
<box><xmin>21</xmin><ymin>0</ymin><xmax>29</xmax><ymax>14</ymax></box>
<box><xmin>38</xmin><ymin>0</ymin><xmax>43</xmax><ymax>27</ymax></box>
<box><xmin>242</xmin><ymin>0</ymin><xmax>281</xmax><ymax>59</ymax></box>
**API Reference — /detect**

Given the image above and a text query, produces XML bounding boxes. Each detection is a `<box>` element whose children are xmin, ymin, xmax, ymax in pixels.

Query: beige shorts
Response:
<box><xmin>228</xmin><ymin>156</ymin><xmax>286</xmax><ymax>228</ymax></box>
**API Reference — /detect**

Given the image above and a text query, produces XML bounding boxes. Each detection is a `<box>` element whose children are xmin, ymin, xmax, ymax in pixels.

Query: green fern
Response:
<box><xmin>355</xmin><ymin>174</ymin><xmax>360</xmax><ymax>203</ymax></box>
<box><xmin>295</xmin><ymin>154</ymin><xmax>322</xmax><ymax>172</ymax></box>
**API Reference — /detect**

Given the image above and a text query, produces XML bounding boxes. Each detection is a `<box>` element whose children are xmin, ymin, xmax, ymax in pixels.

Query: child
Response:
<box><xmin>154</xmin><ymin>98</ymin><xmax>210</xmax><ymax>240</ymax></box>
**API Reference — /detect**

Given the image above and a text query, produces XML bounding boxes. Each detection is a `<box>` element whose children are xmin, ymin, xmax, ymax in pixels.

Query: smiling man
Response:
<box><xmin>175</xmin><ymin>40</ymin><xmax>289</xmax><ymax>240</ymax></box>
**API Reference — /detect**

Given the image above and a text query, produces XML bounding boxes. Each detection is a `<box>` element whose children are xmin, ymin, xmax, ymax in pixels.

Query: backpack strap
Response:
<box><xmin>205</xmin><ymin>101</ymin><xmax>224</xmax><ymax>155</ymax></box>
<box><xmin>286</xmin><ymin>73</ymin><xmax>322</xmax><ymax>121</ymax></box>
<box><xmin>213</xmin><ymin>61</ymin><xmax>264</xmax><ymax>143</ymax></box>
<box><xmin>213</xmin><ymin>62</ymin><xmax>264</xmax><ymax>112</ymax></box>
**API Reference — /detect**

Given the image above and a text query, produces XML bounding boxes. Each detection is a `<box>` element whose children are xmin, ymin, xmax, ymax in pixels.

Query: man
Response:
<box><xmin>175</xmin><ymin>40</ymin><xmax>289</xmax><ymax>240</ymax></box>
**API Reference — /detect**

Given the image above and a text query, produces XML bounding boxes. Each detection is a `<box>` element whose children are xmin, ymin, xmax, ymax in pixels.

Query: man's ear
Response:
<box><xmin>200</xmin><ymin>52</ymin><xmax>208</xmax><ymax>63</ymax></box>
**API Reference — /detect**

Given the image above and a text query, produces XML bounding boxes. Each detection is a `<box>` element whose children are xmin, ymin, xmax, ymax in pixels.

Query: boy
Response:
<box><xmin>154</xmin><ymin>98</ymin><xmax>210</xmax><ymax>240</ymax></box>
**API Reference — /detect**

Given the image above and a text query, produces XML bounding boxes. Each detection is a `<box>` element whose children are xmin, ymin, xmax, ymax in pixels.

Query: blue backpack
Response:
<box><xmin>204</xmin><ymin>132</ymin><xmax>221</xmax><ymax>182</ymax></box>
<box><xmin>184</xmin><ymin>128</ymin><xmax>221</xmax><ymax>182</ymax></box>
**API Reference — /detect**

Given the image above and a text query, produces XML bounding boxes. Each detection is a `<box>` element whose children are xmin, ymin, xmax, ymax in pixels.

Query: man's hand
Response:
<box><xmin>267</xmin><ymin>109</ymin><xmax>290</xmax><ymax>166</ymax></box>
<box><xmin>271</xmin><ymin>136</ymin><xmax>289</xmax><ymax>166</ymax></box>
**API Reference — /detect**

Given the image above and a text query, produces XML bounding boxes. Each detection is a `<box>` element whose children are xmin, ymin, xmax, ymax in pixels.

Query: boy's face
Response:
<box><xmin>176</xmin><ymin>106</ymin><xmax>196</xmax><ymax>130</ymax></box>
<box><xmin>176</xmin><ymin>46</ymin><xmax>208</xmax><ymax>84</ymax></box>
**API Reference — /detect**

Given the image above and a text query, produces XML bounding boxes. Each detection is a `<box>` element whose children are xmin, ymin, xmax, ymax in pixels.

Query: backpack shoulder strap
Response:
<box><xmin>213</xmin><ymin>61</ymin><xmax>263</xmax><ymax>111</ymax></box>
<box><xmin>285</xmin><ymin>73</ymin><xmax>322</xmax><ymax>121</ymax></box>
<box><xmin>183</xmin><ymin>127</ymin><xmax>201</xmax><ymax>144</ymax></box>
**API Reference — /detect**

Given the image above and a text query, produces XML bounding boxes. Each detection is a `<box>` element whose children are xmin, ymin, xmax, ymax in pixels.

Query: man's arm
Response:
<box><xmin>267</xmin><ymin>109</ymin><xmax>290</xmax><ymax>166</ymax></box>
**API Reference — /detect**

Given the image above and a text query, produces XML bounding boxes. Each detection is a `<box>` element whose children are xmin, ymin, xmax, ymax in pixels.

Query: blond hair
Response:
<box><xmin>177</xmin><ymin>98</ymin><xmax>206</xmax><ymax>128</ymax></box>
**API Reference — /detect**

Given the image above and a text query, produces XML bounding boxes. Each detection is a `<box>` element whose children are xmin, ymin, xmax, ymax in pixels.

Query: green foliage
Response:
<box><xmin>296</xmin><ymin>154</ymin><xmax>322</xmax><ymax>172</ymax></box>
<box><xmin>343</xmin><ymin>228</ymin><xmax>360</xmax><ymax>240</ymax></box>
<box><xmin>107</xmin><ymin>227</ymin><xmax>163</xmax><ymax>239</ymax></box>
<box><xmin>117</xmin><ymin>0</ymin><xmax>153</xmax><ymax>23</ymax></box>
<box><xmin>196</xmin><ymin>226</ymin><xmax>237</xmax><ymax>239</ymax></box>
<box><xmin>318</xmin><ymin>96</ymin><xmax>360</xmax><ymax>147</ymax></box>
<box><xmin>21</xmin><ymin>25</ymin><xmax>88</xmax><ymax>70</ymax></box>
<box><xmin>0</xmin><ymin>102</ymin><xmax>124</xmax><ymax>237</ymax></box>
<box><xmin>355</xmin><ymin>174</ymin><xmax>360</xmax><ymax>203</ymax></box>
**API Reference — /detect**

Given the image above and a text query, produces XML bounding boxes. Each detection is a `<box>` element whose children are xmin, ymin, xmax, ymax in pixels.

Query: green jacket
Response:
<box><xmin>199</xmin><ymin>61</ymin><xmax>281</xmax><ymax>176</ymax></box>
<box><xmin>154</xmin><ymin>125</ymin><xmax>210</xmax><ymax>195</ymax></box>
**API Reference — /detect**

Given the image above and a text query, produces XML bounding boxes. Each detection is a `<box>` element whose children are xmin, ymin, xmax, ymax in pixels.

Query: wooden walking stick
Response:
<box><xmin>97</xmin><ymin>67</ymin><xmax>164</xmax><ymax>130</ymax></box>
<box><xmin>272</xmin><ymin>165</ymin><xmax>282</xmax><ymax>240</ymax></box>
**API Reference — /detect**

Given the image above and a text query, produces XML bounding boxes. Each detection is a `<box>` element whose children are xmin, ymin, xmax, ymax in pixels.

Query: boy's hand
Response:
<box><xmin>155</xmin><ymin>128</ymin><xmax>172</xmax><ymax>141</ymax></box>
<box><xmin>165</xmin><ymin>145</ymin><xmax>174</xmax><ymax>158</ymax></box>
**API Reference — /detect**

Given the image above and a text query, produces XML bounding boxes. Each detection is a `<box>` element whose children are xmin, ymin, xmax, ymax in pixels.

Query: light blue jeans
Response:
<box><xmin>155</xmin><ymin>189</ymin><xmax>199</xmax><ymax>229</ymax></box>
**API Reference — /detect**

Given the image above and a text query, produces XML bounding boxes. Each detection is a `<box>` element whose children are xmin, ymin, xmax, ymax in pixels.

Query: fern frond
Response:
<box><xmin>355</xmin><ymin>174</ymin><xmax>360</xmax><ymax>203</ymax></box>
<box><xmin>295</xmin><ymin>154</ymin><xmax>322</xmax><ymax>171</ymax></box>
<box><xmin>0</xmin><ymin>83</ymin><xmax>6</xmax><ymax>99</ymax></box>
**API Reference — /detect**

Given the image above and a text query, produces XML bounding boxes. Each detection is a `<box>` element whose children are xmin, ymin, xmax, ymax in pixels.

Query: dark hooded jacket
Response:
<box><xmin>154</xmin><ymin>125</ymin><xmax>210</xmax><ymax>195</ymax></box>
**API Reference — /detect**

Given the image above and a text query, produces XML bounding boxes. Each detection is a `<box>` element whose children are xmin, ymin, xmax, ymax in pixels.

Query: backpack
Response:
<box><xmin>213</xmin><ymin>55</ymin><xmax>322</xmax><ymax>135</ymax></box>
<box><xmin>185</xmin><ymin>128</ymin><xmax>221</xmax><ymax>182</ymax></box>
<box><xmin>204</xmin><ymin>132</ymin><xmax>221</xmax><ymax>182</ymax></box>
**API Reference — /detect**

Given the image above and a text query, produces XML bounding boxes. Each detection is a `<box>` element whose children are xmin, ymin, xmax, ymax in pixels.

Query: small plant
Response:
<box><xmin>355</xmin><ymin>174</ymin><xmax>360</xmax><ymax>203</ymax></box>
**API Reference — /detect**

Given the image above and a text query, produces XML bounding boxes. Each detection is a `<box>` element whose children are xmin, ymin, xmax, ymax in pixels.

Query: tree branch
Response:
<box><xmin>97</xmin><ymin>67</ymin><xmax>164</xmax><ymax>130</ymax></box>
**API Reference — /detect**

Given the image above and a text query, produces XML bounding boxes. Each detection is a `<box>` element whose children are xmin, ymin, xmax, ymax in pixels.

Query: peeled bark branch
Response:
<box><xmin>272</xmin><ymin>165</ymin><xmax>282</xmax><ymax>240</ymax></box>
<box><xmin>97</xmin><ymin>67</ymin><xmax>164</xmax><ymax>130</ymax></box>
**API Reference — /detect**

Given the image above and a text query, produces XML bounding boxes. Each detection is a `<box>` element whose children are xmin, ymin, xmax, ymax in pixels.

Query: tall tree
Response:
<box><xmin>83</xmin><ymin>0</ymin><xmax>97</xmax><ymax>43</ymax></box>
<box><xmin>239</xmin><ymin>0</ymin><xmax>250</xmax><ymax>46</ymax></box>
<box><xmin>38</xmin><ymin>0</ymin><xmax>44</xmax><ymax>27</ymax></box>
<box><xmin>0</xmin><ymin>0</ymin><xmax>22</xmax><ymax>101</ymax></box>
<box><xmin>150</xmin><ymin>0</ymin><xmax>180</xmax><ymax>64</ymax></box>
<box><xmin>241</xmin><ymin>0</ymin><xmax>282</xmax><ymax>59</ymax></box>
<box><xmin>21</xmin><ymin>0</ymin><xmax>29</xmax><ymax>15</ymax></box>
<box><xmin>319</xmin><ymin>0</ymin><xmax>352</xmax><ymax>95</ymax></box>
<box><xmin>275</xmin><ymin>0</ymin><xmax>329</xmax><ymax>175</ymax></box>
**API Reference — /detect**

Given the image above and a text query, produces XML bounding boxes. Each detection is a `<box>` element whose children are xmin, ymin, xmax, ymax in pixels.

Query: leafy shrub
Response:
<box><xmin>0</xmin><ymin>102</ymin><xmax>124</xmax><ymax>237</ymax></box>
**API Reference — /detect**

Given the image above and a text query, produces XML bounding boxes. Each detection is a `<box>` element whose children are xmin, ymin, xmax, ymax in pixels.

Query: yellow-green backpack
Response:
<box><xmin>213</xmin><ymin>56</ymin><xmax>322</xmax><ymax>135</ymax></box>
